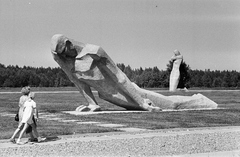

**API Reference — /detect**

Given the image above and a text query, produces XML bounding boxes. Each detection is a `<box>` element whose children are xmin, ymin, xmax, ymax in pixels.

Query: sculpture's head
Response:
<box><xmin>51</xmin><ymin>34</ymin><xmax>81</xmax><ymax>74</ymax></box>
<box><xmin>173</xmin><ymin>49</ymin><xmax>181</xmax><ymax>56</ymax></box>
<box><xmin>51</xmin><ymin>34</ymin><xmax>78</xmax><ymax>58</ymax></box>
<box><xmin>51</xmin><ymin>34</ymin><xmax>67</xmax><ymax>54</ymax></box>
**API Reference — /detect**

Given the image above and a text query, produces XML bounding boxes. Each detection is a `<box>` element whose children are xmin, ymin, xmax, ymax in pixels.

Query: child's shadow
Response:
<box><xmin>40</xmin><ymin>136</ymin><xmax>60</xmax><ymax>143</ymax></box>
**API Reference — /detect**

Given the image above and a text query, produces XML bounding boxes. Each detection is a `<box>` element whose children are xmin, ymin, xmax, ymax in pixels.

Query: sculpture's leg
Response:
<box><xmin>132</xmin><ymin>83</ymin><xmax>176</xmax><ymax>109</ymax></box>
<box><xmin>118</xmin><ymin>78</ymin><xmax>162</xmax><ymax>112</ymax></box>
<box><xmin>168</xmin><ymin>94</ymin><xmax>218</xmax><ymax>109</ymax></box>
<box><xmin>133</xmin><ymin>84</ymin><xmax>217</xmax><ymax>109</ymax></box>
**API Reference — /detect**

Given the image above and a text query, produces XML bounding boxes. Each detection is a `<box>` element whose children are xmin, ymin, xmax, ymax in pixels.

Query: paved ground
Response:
<box><xmin>168</xmin><ymin>150</ymin><xmax>240</xmax><ymax>157</ymax></box>
<box><xmin>1</xmin><ymin>126</ymin><xmax>240</xmax><ymax>156</ymax></box>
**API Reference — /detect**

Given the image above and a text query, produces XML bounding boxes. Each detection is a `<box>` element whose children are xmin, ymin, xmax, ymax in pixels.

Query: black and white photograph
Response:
<box><xmin>0</xmin><ymin>0</ymin><xmax>240</xmax><ymax>156</ymax></box>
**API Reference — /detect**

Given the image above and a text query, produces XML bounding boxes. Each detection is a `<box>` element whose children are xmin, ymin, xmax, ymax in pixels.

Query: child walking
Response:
<box><xmin>10</xmin><ymin>92</ymin><xmax>43</xmax><ymax>144</ymax></box>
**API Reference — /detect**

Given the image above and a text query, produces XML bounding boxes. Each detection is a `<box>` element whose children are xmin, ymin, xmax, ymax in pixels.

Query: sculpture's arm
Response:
<box><xmin>75</xmin><ymin>82</ymin><xmax>99</xmax><ymax>106</ymax></box>
<box><xmin>171</xmin><ymin>55</ymin><xmax>183</xmax><ymax>61</ymax></box>
<box><xmin>51</xmin><ymin>34</ymin><xmax>100</xmax><ymax>111</ymax></box>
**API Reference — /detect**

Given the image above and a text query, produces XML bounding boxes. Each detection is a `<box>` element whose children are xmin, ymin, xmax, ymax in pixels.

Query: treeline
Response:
<box><xmin>0</xmin><ymin>63</ymin><xmax>240</xmax><ymax>88</ymax></box>
<box><xmin>0</xmin><ymin>64</ymin><xmax>73</xmax><ymax>87</ymax></box>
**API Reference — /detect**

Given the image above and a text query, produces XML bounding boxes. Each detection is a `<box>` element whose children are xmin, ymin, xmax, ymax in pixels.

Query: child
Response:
<box><xmin>19</xmin><ymin>86</ymin><xmax>36</xmax><ymax>141</ymax></box>
<box><xmin>9</xmin><ymin>87</ymin><xmax>31</xmax><ymax>143</ymax></box>
<box><xmin>10</xmin><ymin>92</ymin><xmax>42</xmax><ymax>144</ymax></box>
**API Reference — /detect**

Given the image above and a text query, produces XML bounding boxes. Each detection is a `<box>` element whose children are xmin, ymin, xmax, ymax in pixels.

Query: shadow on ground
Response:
<box><xmin>40</xmin><ymin>136</ymin><xmax>61</xmax><ymax>143</ymax></box>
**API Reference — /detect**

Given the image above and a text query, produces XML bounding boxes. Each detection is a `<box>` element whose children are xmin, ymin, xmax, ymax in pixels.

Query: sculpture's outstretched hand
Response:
<box><xmin>142</xmin><ymin>99</ymin><xmax>162</xmax><ymax>112</ymax></box>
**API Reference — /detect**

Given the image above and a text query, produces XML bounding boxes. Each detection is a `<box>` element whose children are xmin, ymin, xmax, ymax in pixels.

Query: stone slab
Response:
<box><xmin>63</xmin><ymin>108</ymin><xmax>223</xmax><ymax>116</ymax></box>
<box><xmin>1</xmin><ymin>126</ymin><xmax>240</xmax><ymax>156</ymax></box>
<box><xmin>44</xmin><ymin>117</ymin><xmax>63</xmax><ymax>121</ymax></box>
<box><xmin>40</xmin><ymin>114</ymin><xmax>57</xmax><ymax>117</ymax></box>
<box><xmin>117</xmin><ymin>127</ymin><xmax>151</xmax><ymax>132</ymax></box>
<box><xmin>63</xmin><ymin>110</ymin><xmax>145</xmax><ymax>115</ymax></box>
<box><xmin>76</xmin><ymin>121</ymin><xmax>100</xmax><ymax>124</ymax></box>
<box><xmin>96</xmin><ymin>123</ymin><xmax>126</xmax><ymax>128</ymax></box>
<box><xmin>0</xmin><ymin>114</ymin><xmax>15</xmax><ymax>117</ymax></box>
<box><xmin>59</xmin><ymin>119</ymin><xmax>79</xmax><ymax>123</ymax></box>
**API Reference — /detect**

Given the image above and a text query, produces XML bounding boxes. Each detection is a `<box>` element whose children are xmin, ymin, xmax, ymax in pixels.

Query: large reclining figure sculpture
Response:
<box><xmin>51</xmin><ymin>34</ymin><xmax>218</xmax><ymax>112</ymax></box>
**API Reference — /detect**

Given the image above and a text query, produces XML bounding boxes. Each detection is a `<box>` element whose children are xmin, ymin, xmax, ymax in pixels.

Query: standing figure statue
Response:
<box><xmin>169</xmin><ymin>50</ymin><xmax>183</xmax><ymax>92</ymax></box>
<box><xmin>51</xmin><ymin>34</ymin><xmax>217</xmax><ymax>112</ymax></box>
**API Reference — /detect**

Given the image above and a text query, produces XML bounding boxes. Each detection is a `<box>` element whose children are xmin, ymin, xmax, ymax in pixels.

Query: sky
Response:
<box><xmin>0</xmin><ymin>0</ymin><xmax>240</xmax><ymax>71</ymax></box>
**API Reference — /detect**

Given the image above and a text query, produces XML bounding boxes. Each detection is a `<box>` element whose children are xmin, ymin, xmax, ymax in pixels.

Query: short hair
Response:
<box><xmin>21</xmin><ymin>87</ymin><xmax>30</xmax><ymax>95</ymax></box>
<box><xmin>29</xmin><ymin>92</ymin><xmax>35</xmax><ymax>99</ymax></box>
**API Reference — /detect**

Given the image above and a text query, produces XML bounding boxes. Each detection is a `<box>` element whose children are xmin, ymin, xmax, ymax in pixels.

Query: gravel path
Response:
<box><xmin>1</xmin><ymin>126</ymin><xmax>240</xmax><ymax>156</ymax></box>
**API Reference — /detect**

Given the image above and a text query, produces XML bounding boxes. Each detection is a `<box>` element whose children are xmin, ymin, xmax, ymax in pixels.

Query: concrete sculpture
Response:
<box><xmin>169</xmin><ymin>50</ymin><xmax>183</xmax><ymax>92</ymax></box>
<box><xmin>51</xmin><ymin>34</ymin><xmax>218</xmax><ymax>112</ymax></box>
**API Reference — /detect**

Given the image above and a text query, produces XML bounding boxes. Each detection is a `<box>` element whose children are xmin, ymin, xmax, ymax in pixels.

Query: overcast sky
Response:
<box><xmin>0</xmin><ymin>0</ymin><xmax>240</xmax><ymax>71</ymax></box>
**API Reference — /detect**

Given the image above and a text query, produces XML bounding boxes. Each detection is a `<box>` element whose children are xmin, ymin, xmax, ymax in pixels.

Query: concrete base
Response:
<box><xmin>1</xmin><ymin>126</ymin><xmax>240</xmax><ymax>156</ymax></box>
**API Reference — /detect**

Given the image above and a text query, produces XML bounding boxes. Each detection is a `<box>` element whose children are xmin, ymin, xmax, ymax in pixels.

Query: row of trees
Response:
<box><xmin>117</xmin><ymin>61</ymin><xmax>240</xmax><ymax>88</ymax></box>
<box><xmin>0</xmin><ymin>62</ymin><xmax>240</xmax><ymax>88</ymax></box>
<box><xmin>0</xmin><ymin>64</ymin><xmax>73</xmax><ymax>87</ymax></box>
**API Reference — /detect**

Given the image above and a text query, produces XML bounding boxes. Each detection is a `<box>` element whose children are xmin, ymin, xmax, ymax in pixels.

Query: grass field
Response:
<box><xmin>0</xmin><ymin>87</ymin><xmax>240</xmax><ymax>139</ymax></box>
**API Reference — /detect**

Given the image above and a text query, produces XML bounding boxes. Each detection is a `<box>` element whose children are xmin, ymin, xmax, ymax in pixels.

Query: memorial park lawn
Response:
<box><xmin>0</xmin><ymin>87</ymin><xmax>240</xmax><ymax>139</ymax></box>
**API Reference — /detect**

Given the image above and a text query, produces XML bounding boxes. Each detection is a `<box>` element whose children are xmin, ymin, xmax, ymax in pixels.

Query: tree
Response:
<box><xmin>123</xmin><ymin>65</ymin><xmax>133</xmax><ymax>81</ymax></box>
<box><xmin>212</xmin><ymin>77</ymin><xmax>222</xmax><ymax>87</ymax></box>
<box><xmin>2</xmin><ymin>76</ymin><xmax>15</xmax><ymax>87</ymax></box>
<box><xmin>0</xmin><ymin>63</ymin><xmax>240</xmax><ymax>88</ymax></box>
<box><xmin>221</xmin><ymin>71</ymin><xmax>231</xmax><ymax>87</ymax></box>
<box><xmin>138</xmin><ymin>70</ymin><xmax>152</xmax><ymax>88</ymax></box>
<box><xmin>116</xmin><ymin>63</ymin><xmax>125</xmax><ymax>72</ymax></box>
<box><xmin>202</xmin><ymin>71</ymin><xmax>212</xmax><ymax>88</ymax></box>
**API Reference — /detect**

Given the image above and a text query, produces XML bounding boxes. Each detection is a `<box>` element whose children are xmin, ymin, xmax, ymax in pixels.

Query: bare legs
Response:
<box><xmin>9</xmin><ymin>123</ymin><xmax>24</xmax><ymax>143</ymax></box>
<box><xmin>29</xmin><ymin>132</ymin><xmax>36</xmax><ymax>140</ymax></box>
<box><xmin>16</xmin><ymin>123</ymin><xmax>29</xmax><ymax>144</ymax></box>
<box><xmin>10</xmin><ymin>122</ymin><xmax>40</xmax><ymax>144</ymax></box>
